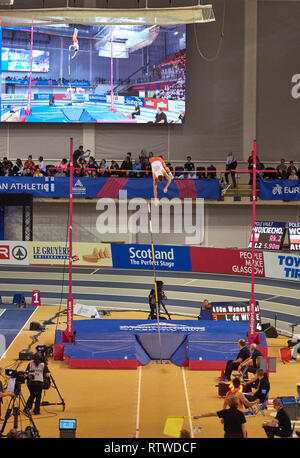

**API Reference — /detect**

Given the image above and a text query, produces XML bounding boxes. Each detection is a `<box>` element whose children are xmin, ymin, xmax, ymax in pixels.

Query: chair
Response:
<box><xmin>232</xmin><ymin>357</ymin><xmax>252</xmax><ymax>381</ymax></box>
<box><xmin>244</xmin><ymin>391</ymin><xmax>269</xmax><ymax>417</ymax></box>
<box><xmin>289</xmin><ymin>423</ymin><xmax>296</xmax><ymax>438</ymax></box>
<box><xmin>196</xmin><ymin>166</ymin><xmax>206</xmax><ymax>179</ymax></box>
<box><xmin>207</xmin><ymin>165</ymin><xmax>216</xmax><ymax>179</ymax></box>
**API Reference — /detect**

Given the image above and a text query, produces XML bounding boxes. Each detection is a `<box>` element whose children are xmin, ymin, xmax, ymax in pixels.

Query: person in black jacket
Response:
<box><xmin>223</xmin><ymin>339</ymin><xmax>251</xmax><ymax>381</ymax></box>
<box><xmin>263</xmin><ymin>398</ymin><xmax>292</xmax><ymax>438</ymax></box>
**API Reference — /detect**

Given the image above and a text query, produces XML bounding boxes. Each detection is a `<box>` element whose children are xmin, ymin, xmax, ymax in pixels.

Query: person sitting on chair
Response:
<box><xmin>243</xmin><ymin>368</ymin><xmax>270</xmax><ymax>404</ymax></box>
<box><xmin>262</xmin><ymin>398</ymin><xmax>292</xmax><ymax>438</ymax></box>
<box><xmin>244</xmin><ymin>343</ymin><xmax>262</xmax><ymax>378</ymax></box>
<box><xmin>223</xmin><ymin>377</ymin><xmax>259</xmax><ymax>411</ymax></box>
<box><xmin>223</xmin><ymin>339</ymin><xmax>251</xmax><ymax>382</ymax></box>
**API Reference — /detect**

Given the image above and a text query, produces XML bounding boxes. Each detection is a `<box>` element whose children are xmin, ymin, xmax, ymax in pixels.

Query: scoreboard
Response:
<box><xmin>288</xmin><ymin>222</ymin><xmax>300</xmax><ymax>251</ymax></box>
<box><xmin>248</xmin><ymin>221</ymin><xmax>286</xmax><ymax>250</ymax></box>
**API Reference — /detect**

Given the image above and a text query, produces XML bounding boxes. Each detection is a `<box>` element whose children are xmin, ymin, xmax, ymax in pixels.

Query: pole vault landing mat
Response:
<box><xmin>53</xmin><ymin>320</ymin><xmax>268</xmax><ymax>370</ymax></box>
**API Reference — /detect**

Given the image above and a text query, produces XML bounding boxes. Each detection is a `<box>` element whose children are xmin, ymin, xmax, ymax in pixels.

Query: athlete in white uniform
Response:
<box><xmin>150</xmin><ymin>156</ymin><xmax>172</xmax><ymax>206</ymax></box>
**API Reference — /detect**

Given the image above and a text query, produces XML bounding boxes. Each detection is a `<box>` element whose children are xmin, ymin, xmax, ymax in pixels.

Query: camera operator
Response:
<box><xmin>148</xmin><ymin>280</ymin><xmax>170</xmax><ymax>319</ymax></box>
<box><xmin>24</xmin><ymin>352</ymin><xmax>50</xmax><ymax>415</ymax></box>
<box><xmin>0</xmin><ymin>372</ymin><xmax>15</xmax><ymax>399</ymax></box>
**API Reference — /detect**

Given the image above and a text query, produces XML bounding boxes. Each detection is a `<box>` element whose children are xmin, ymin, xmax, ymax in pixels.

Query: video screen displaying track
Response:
<box><xmin>0</xmin><ymin>24</ymin><xmax>186</xmax><ymax>124</ymax></box>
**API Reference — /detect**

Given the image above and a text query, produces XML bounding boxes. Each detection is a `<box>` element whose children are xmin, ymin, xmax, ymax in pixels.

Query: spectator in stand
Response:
<box><xmin>57</xmin><ymin>158</ymin><xmax>68</xmax><ymax>174</ymax></box>
<box><xmin>154</xmin><ymin>106</ymin><xmax>167</xmax><ymax>124</ymax></box>
<box><xmin>132</xmin><ymin>158</ymin><xmax>142</xmax><ymax>177</ymax></box>
<box><xmin>184</xmin><ymin>156</ymin><xmax>196</xmax><ymax>179</ymax></box>
<box><xmin>73</xmin><ymin>145</ymin><xmax>85</xmax><ymax>167</ymax></box>
<box><xmin>98</xmin><ymin>159</ymin><xmax>109</xmax><ymax>177</ymax></box>
<box><xmin>120</xmin><ymin>156</ymin><xmax>132</xmax><ymax>177</ymax></box>
<box><xmin>143</xmin><ymin>157</ymin><xmax>152</xmax><ymax>177</ymax></box>
<box><xmin>288</xmin><ymin>169</ymin><xmax>299</xmax><ymax>181</ymax></box>
<box><xmin>24</xmin><ymin>167</ymin><xmax>33</xmax><ymax>177</ymax></box>
<box><xmin>139</xmin><ymin>150</ymin><xmax>147</xmax><ymax>169</ymax></box>
<box><xmin>38</xmin><ymin>156</ymin><xmax>46</xmax><ymax>175</ymax></box>
<box><xmin>2</xmin><ymin>157</ymin><xmax>13</xmax><ymax>171</ymax></box>
<box><xmin>110</xmin><ymin>160</ymin><xmax>120</xmax><ymax>177</ymax></box>
<box><xmin>87</xmin><ymin>156</ymin><xmax>98</xmax><ymax>171</ymax></box>
<box><xmin>13</xmin><ymin>159</ymin><xmax>23</xmax><ymax>176</ymax></box>
<box><xmin>287</xmin><ymin>161</ymin><xmax>298</xmax><ymax>178</ymax></box>
<box><xmin>276</xmin><ymin>158</ymin><xmax>287</xmax><ymax>179</ymax></box>
<box><xmin>3</xmin><ymin>168</ymin><xmax>11</xmax><ymax>176</ymax></box>
<box><xmin>148</xmin><ymin>152</ymin><xmax>154</xmax><ymax>161</ymax></box>
<box><xmin>225</xmin><ymin>152</ymin><xmax>237</xmax><ymax>188</ymax></box>
<box><xmin>24</xmin><ymin>155</ymin><xmax>35</xmax><ymax>174</ymax></box>
<box><xmin>33</xmin><ymin>167</ymin><xmax>43</xmax><ymax>177</ymax></box>
<box><xmin>247</xmin><ymin>151</ymin><xmax>260</xmax><ymax>185</ymax></box>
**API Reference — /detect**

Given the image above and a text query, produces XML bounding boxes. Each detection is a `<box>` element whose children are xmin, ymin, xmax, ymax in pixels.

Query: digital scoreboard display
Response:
<box><xmin>210</xmin><ymin>302</ymin><xmax>262</xmax><ymax>332</ymax></box>
<box><xmin>288</xmin><ymin>222</ymin><xmax>300</xmax><ymax>251</ymax></box>
<box><xmin>248</xmin><ymin>221</ymin><xmax>286</xmax><ymax>250</ymax></box>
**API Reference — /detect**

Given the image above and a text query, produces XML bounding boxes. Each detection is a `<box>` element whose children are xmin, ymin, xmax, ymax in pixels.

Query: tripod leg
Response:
<box><xmin>19</xmin><ymin>393</ymin><xmax>40</xmax><ymax>438</ymax></box>
<box><xmin>50</xmin><ymin>375</ymin><xmax>65</xmax><ymax>410</ymax></box>
<box><xmin>0</xmin><ymin>396</ymin><xmax>14</xmax><ymax>437</ymax></box>
<box><xmin>161</xmin><ymin>302</ymin><xmax>171</xmax><ymax>320</ymax></box>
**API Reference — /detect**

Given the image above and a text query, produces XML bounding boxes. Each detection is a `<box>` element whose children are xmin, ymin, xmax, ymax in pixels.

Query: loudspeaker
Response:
<box><xmin>29</xmin><ymin>322</ymin><xmax>42</xmax><ymax>331</ymax></box>
<box><xmin>264</xmin><ymin>326</ymin><xmax>278</xmax><ymax>338</ymax></box>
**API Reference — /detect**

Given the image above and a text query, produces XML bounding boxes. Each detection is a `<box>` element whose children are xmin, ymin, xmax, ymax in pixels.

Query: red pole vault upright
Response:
<box><xmin>25</xmin><ymin>19</ymin><xmax>34</xmax><ymax>116</ymax></box>
<box><xmin>248</xmin><ymin>139</ymin><xmax>260</xmax><ymax>345</ymax></box>
<box><xmin>62</xmin><ymin>137</ymin><xmax>74</xmax><ymax>343</ymax></box>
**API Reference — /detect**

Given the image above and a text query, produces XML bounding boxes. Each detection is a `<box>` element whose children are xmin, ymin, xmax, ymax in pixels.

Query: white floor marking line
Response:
<box><xmin>264</xmin><ymin>295</ymin><xmax>281</xmax><ymax>302</ymax></box>
<box><xmin>91</xmin><ymin>268</ymin><xmax>101</xmax><ymax>275</ymax></box>
<box><xmin>0</xmin><ymin>309</ymin><xmax>6</xmax><ymax>318</ymax></box>
<box><xmin>181</xmin><ymin>367</ymin><xmax>194</xmax><ymax>438</ymax></box>
<box><xmin>184</xmin><ymin>279</ymin><xmax>196</xmax><ymax>286</ymax></box>
<box><xmin>0</xmin><ymin>307</ymin><xmax>39</xmax><ymax>360</ymax></box>
<box><xmin>135</xmin><ymin>365</ymin><xmax>142</xmax><ymax>438</ymax></box>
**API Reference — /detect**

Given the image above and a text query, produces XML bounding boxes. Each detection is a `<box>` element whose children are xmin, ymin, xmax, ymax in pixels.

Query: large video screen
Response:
<box><xmin>2</xmin><ymin>47</ymin><xmax>50</xmax><ymax>72</ymax></box>
<box><xmin>0</xmin><ymin>24</ymin><xmax>186</xmax><ymax>124</ymax></box>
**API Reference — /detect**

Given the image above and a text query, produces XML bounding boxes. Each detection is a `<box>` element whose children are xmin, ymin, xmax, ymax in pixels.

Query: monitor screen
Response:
<box><xmin>2</xmin><ymin>47</ymin><xmax>50</xmax><ymax>72</ymax></box>
<box><xmin>248</xmin><ymin>221</ymin><xmax>286</xmax><ymax>250</ymax></box>
<box><xmin>59</xmin><ymin>419</ymin><xmax>77</xmax><ymax>430</ymax></box>
<box><xmin>0</xmin><ymin>24</ymin><xmax>186</xmax><ymax>124</ymax></box>
<box><xmin>288</xmin><ymin>222</ymin><xmax>300</xmax><ymax>251</ymax></box>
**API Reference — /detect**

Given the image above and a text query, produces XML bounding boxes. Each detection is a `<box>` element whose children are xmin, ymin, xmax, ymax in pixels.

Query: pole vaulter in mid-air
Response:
<box><xmin>151</xmin><ymin>156</ymin><xmax>173</xmax><ymax>206</ymax></box>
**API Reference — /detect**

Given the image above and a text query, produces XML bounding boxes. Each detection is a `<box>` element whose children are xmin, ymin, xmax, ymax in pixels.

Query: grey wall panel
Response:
<box><xmin>257</xmin><ymin>1</ymin><xmax>300</xmax><ymax>160</ymax></box>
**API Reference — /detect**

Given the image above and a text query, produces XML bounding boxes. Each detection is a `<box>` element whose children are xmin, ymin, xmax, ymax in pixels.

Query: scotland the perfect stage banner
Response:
<box><xmin>111</xmin><ymin>244</ymin><xmax>192</xmax><ymax>271</ymax></box>
<box><xmin>0</xmin><ymin>176</ymin><xmax>220</xmax><ymax>199</ymax></box>
<box><xmin>260</xmin><ymin>180</ymin><xmax>300</xmax><ymax>200</ymax></box>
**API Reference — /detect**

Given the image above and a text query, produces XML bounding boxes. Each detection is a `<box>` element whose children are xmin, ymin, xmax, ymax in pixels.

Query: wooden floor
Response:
<box><xmin>0</xmin><ymin>306</ymin><xmax>299</xmax><ymax>439</ymax></box>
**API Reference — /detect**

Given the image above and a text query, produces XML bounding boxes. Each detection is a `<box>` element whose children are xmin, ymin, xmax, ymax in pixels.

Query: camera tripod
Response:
<box><xmin>40</xmin><ymin>374</ymin><xmax>65</xmax><ymax>411</ymax></box>
<box><xmin>148</xmin><ymin>301</ymin><xmax>171</xmax><ymax>320</ymax></box>
<box><xmin>0</xmin><ymin>386</ymin><xmax>40</xmax><ymax>438</ymax></box>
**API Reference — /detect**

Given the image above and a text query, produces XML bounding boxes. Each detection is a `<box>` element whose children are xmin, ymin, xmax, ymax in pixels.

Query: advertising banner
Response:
<box><xmin>124</xmin><ymin>96</ymin><xmax>145</xmax><ymax>107</ymax></box>
<box><xmin>0</xmin><ymin>177</ymin><xmax>220</xmax><ymax>200</ymax></box>
<box><xmin>29</xmin><ymin>241</ymin><xmax>112</xmax><ymax>267</ymax></box>
<box><xmin>260</xmin><ymin>180</ymin><xmax>300</xmax><ymax>201</ymax></box>
<box><xmin>210</xmin><ymin>301</ymin><xmax>262</xmax><ymax>332</ymax></box>
<box><xmin>190</xmin><ymin>247</ymin><xmax>265</xmax><ymax>277</ymax></box>
<box><xmin>144</xmin><ymin>98</ymin><xmax>169</xmax><ymax>111</ymax></box>
<box><xmin>288</xmin><ymin>222</ymin><xmax>300</xmax><ymax>251</ymax></box>
<box><xmin>264</xmin><ymin>252</ymin><xmax>300</xmax><ymax>281</ymax></box>
<box><xmin>0</xmin><ymin>241</ymin><xmax>29</xmax><ymax>265</ymax></box>
<box><xmin>111</xmin><ymin>244</ymin><xmax>191</xmax><ymax>272</ymax></box>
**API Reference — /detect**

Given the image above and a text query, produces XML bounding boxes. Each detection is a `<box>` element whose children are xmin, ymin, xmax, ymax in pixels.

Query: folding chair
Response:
<box><xmin>244</xmin><ymin>391</ymin><xmax>269</xmax><ymax>417</ymax></box>
<box><xmin>232</xmin><ymin>357</ymin><xmax>252</xmax><ymax>382</ymax></box>
<box><xmin>289</xmin><ymin>423</ymin><xmax>296</xmax><ymax>438</ymax></box>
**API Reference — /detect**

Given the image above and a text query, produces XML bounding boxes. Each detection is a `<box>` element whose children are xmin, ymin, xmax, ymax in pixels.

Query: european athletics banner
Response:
<box><xmin>0</xmin><ymin>176</ymin><xmax>220</xmax><ymax>199</ymax></box>
<box><xmin>111</xmin><ymin>244</ymin><xmax>191</xmax><ymax>271</ymax></box>
<box><xmin>260</xmin><ymin>179</ymin><xmax>300</xmax><ymax>200</ymax></box>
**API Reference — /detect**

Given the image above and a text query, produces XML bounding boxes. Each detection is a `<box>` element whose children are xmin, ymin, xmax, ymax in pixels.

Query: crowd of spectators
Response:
<box><xmin>1</xmin><ymin>149</ymin><xmax>299</xmax><ymax>182</ymax></box>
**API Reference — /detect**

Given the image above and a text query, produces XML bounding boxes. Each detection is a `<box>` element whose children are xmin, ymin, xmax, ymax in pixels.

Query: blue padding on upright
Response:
<box><xmin>135</xmin><ymin>339</ymin><xmax>151</xmax><ymax>365</ymax></box>
<box><xmin>170</xmin><ymin>337</ymin><xmax>188</xmax><ymax>366</ymax></box>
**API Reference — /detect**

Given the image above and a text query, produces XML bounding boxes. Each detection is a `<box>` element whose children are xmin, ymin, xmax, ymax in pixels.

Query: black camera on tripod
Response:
<box><xmin>5</xmin><ymin>369</ymin><xmax>33</xmax><ymax>384</ymax></box>
<box><xmin>36</xmin><ymin>345</ymin><xmax>53</xmax><ymax>363</ymax></box>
